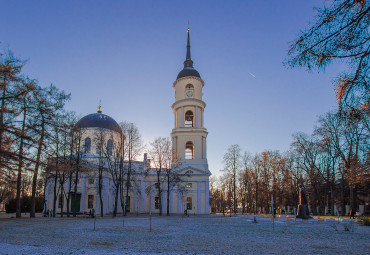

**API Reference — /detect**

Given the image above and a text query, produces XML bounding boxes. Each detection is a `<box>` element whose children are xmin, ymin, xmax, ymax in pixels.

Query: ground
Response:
<box><xmin>0</xmin><ymin>214</ymin><xmax>369</xmax><ymax>254</ymax></box>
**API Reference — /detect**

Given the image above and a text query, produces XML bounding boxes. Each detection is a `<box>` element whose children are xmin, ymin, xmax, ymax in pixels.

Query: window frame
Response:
<box><xmin>88</xmin><ymin>195</ymin><xmax>94</xmax><ymax>209</ymax></box>
<box><xmin>185</xmin><ymin>141</ymin><xmax>194</xmax><ymax>160</ymax></box>
<box><xmin>184</xmin><ymin>110</ymin><xmax>194</xmax><ymax>127</ymax></box>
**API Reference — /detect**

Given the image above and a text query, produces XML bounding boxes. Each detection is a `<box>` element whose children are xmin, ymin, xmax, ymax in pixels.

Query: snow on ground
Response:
<box><xmin>0</xmin><ymin>214</ymin><xmax>369</xmax><ymax>254</ymax></box>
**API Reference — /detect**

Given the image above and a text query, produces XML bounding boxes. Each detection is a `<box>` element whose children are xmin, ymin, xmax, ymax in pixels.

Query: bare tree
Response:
<box><xmin>28</xmin><ymin>84</ymin><xmax>70</xmax><ymax>217</ymax></box>
<box><xmin>316</xmin><ymin>110</ymin><xmax>368</xmax><ymax>215</ymax></box>
<box><xmin>149</xmin><ymin>137</ymin><xmax>172</xmax><ymax>216</ymax></box>
<box><xmin>120</xmin><ymin>121</ymin><xmax>142</xmax><ymax>216</ymax></box>
<box><xmin>223</xmin><ymin>144</ymin><xmax>242</xmax><ymax>214</ymax></box>
<box><xmin>286</xmin><ymin>0</ymin><xmax>370</xmax><ymax>109</ymax></box>
<box><xmin>104</xmin><ymin>131</ymin><xmax>125</xmax><ymax>217</ymax></box>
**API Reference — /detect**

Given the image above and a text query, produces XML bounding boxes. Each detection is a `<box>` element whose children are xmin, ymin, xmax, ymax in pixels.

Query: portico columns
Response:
<box><xmin>141</xmin><ymin>179</ymin><xmax>146</xmax><ymax>213</ymax></box>
<box><xmin>197</xmin><ymin>181</ymin><xmax>201</xmax><ymax>214</ymax></box>
<box><xmin>45</xmin><ymin>181</ymin><xmax>50</xmax><ymax>211</ymax></box>
<box><xmin>80</xmin><ymin>177</ymin><xmax>85</xmax><ymax>212</ymax></box>
<box><xmin>205</xmin><ymin>180</ymin><xmax>209</xmax><ymax>214</ymax></box>
<box><xmin>150</xmin><ymin>181</ymin><xmax>154</xmax><ymax>213</ymax></box>
<box><xmin>169</xmin><ymin>182</ymin><xmax>173</xmax><ymax>214</ymax></box>
<box><xmin>134</xmin><ymin>179</ymin><xmax>138</xmax><ymax>213</ymax></box>
<box><xmin>103</xmin><ymin>177</ymin><xmax>109</xmax><ymax>213</ymax></box>
<box><xmin>162</xmin><ymin>181</ymin><xmax>166</xmax><ymax>213</ymax></box>
<box><xmin>178</xmin><ymin>181</ymin><xmax>182</xmax><ymax>214</ymax></box>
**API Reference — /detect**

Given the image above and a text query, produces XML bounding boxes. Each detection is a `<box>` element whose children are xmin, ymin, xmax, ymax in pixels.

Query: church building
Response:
<box><xmin>45</xmin><ymin>29</ymin><xmax>211</xmax><ymax>215</ymax></box>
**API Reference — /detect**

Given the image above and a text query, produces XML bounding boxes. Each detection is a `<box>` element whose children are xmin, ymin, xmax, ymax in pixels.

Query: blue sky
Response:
<box><xmin>1</xmin><ymin>1</ymin><xmax>342</xmax><ymax>177</ymax></box>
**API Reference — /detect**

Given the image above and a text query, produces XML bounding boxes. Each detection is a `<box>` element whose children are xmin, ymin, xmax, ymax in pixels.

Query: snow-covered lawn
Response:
<box><xmin>0</xmin><ymin>214</ymin><xmax>369</xmax><ymax>254</ymax></box>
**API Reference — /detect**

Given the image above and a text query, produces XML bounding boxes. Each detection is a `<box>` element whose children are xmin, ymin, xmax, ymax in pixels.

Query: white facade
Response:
<box><xmin>46</xmin><ymin>29</ymin><xmax>211</xmax><ymax>215</ymax></box>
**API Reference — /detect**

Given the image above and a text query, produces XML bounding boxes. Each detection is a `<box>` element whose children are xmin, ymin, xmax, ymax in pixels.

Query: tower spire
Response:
<box><xmin>184</xmin><ymin>27</ymin><xmax>193</xmax><ymax>68</ymax></box>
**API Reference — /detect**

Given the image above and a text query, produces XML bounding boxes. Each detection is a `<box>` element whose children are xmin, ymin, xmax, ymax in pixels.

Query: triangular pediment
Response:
<box><xmin>175</xmin><ymin>166</ymin><xmax>211</xmax><ymax>176</ymax></box>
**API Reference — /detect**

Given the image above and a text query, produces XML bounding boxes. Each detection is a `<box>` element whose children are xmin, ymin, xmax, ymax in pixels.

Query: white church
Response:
<box><xmin>45</xmin><ymin>29</ymin><xmax>211</xmax><ymax>215</ymax></box>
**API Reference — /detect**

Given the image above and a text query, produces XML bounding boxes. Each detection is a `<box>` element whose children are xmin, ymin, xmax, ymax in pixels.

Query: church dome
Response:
<box><xmin>76</xmin><ymin>109</ymin><xmax>122</xmax><ymax>134</ymax></box>
<box><xmin>177</xmin><ymin>67</ymin><xmax>201</xmax><ymax>79</ymax></box>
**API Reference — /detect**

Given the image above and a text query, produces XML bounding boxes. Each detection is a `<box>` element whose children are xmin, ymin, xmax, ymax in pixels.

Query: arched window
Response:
<box><xmin>107</xmin><ymin>139</ymin><xmax>113</xmax><ymax>156</ymax></box>
<box><xmin>185</xmin><ymin>111</ymin><xmax>194</xmax><ymax>127</ymax></box>
<box><xmin>185</xmin><ymin>141</ymin><xmax>194</xmax><ymax>159</ymax></box>
<box><xmin>185</xmin><ymin>84</ymin><xmax>194</xmax><ymax>89</ymax></box>
<box><xmin>84</xmin><ymin>137</ymin><xmax>91</xmax><ymax>153</ymax></box>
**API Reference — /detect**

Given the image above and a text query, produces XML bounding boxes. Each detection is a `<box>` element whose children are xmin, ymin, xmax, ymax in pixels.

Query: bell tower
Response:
<box><xmin>171</xmin><ymin>28</ymin><xmax>209</xmax><ymax>174</ymax></box>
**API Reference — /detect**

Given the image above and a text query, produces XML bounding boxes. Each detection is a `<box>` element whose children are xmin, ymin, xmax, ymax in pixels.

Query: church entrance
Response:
<box><xmin>71</xmin><ymin>193</ymin><xmax>81</xmax><ymax>213</ymax></box>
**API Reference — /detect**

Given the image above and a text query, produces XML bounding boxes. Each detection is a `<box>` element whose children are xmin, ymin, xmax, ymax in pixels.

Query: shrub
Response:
<box><xmin>5</xmin><ymin>196</ymin><xmax>44</xmax><ymax>213</ymax></box>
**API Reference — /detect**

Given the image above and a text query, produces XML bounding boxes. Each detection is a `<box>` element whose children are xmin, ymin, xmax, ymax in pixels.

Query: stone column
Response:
<box><xmin>162</xmin><ymin>181</ymin><xmax>166</xmax><ymax>214</ymax></box>
<box><xmin>195</xmin><ymin>105</ymin><xmax>198</xmax><ymax>127</ymax></box>
<box><xmin>44</xmin><ymin>181</ymin><xmax>50</xmax><ymax>211</ymax></box>
<box><xmin>178</xmin><ymin>181</ymin><xmax>182</xmax><ymax>214</ymax></box>
<box><xmin>202</xmin><ymin>136</ymin><xmax>206</xmax><ymax>159</ymax></box>
<box><xmin>174</xmin><ymin>108</ymin><xmax>176</xmax><ymax>127</ymax></box>
<box><xmin>174</xmin><ymin>137</ymin><xmax>177</xmax><ymax>155</ymax></box>
<box><xmin>169</xmin><ymin>182</ymin><xmax>173</xmax><ymax>214</ymax></box>
<box><xmin>103</xmin><ymin>177</ymin><xmax>109</xmax><ymax>214</ymax></box>
<box><xmin>80</xmin><ymin>177</ymin><xmax>85</xmax><ymax>213</ymax></box>
<box><xmin>141</xmin><ymin>179</ymin><xmax>146</xmax><ymax>213</ymax></box>
<box><xmin>111</xmin><ymin>186</ymin><xmax>115</xmax><ymax>213</ymax></box>
<box><xmin>205</xmin><ymin>180</ymin><xmax>209</xmax><ymax>214</ymax></box>
<box><xmin>52</xmin><ymin>181</ymin><xmax>56</xmax><ymax>211</ymax></box>
<box><xmin>96</xmin><ymin>189</ymin><xmax>100</xmax><ymax>213</ymax></box>
<box><xmin>134</xmin><ymin>179</ymin><xmax>138</xmax><ymax>213</ymax></box>
<box><xmin>181</xmin><ymin>106</ymin><xmax>184</xmax><ymax>127</ymax></box>
<box><xmin>197</xmin><ymin>181</ymin><xmax>201</xmax><ymax>214</ymax></box>
<box><xmin>150</xmin><ymin>181</ymin><xmax>154</xmax><ymax>213</ymax></box>
<box><xmin>202</xmin><ymin>108</ymin><xmax>204</xmax><ymax>127</ymax></box>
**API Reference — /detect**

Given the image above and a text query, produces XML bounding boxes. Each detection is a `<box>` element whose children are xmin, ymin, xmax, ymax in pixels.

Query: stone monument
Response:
<box><xmin>297</xmin><ymin>184</ymin><xmax>310</xmax><ymax>219</ymax></box>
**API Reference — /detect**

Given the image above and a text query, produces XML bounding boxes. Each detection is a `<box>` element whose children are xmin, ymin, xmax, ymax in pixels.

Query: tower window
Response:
<box><xmin>185</xmin><ymin>84</ymin><xmax>194</xmax><ymax>89</ymax></box>
<box><xmin>185</xmin><ymin>111</ymin><xmax>194</xmax><ymax>127</ymax></box>
<box><xmin>84</xmin><ymin>137</ymin><xmax>91</xmax><ymax>153</ymax></box>
<box><xmin>185</xmin><ymin>141</ymin><xmax>194</xmax><ymax>160</ymax></box>
<box><xmin>107</xmin><ymin>139</ymin><xmax>113</xmax><ymax>156</ymax></box>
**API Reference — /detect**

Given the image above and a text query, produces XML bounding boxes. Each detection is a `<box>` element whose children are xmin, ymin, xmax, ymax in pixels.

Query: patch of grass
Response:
<box><xmin>319</xmin><ymin>216</ymin><xmax>351</xmax><ymax>219</ymax></box>
<box><xmin>358</xmin><ymin>216</ymin><xmax>370</xmax><ymax>226</ymax></box>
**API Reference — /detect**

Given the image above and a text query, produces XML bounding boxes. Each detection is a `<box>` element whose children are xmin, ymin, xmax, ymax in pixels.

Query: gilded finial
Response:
<box><xmin>98</xmin><ymin>100</ymin><xmax>102</xmax><ymax>113</ymax></box>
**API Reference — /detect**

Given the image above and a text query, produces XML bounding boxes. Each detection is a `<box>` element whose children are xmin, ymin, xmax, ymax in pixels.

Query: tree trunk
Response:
<box><xmin>350</xmin><ymin>187</ymin><xmax>355</xmax><ymax>214</ymax></box>
<box><xmin>113</xmin><ymin>184</ymin><xmax>119</xmax><ymax>217</ymax></box>
<box><xmin>66</xmin><ymin>174</ymin><xmax>72</xmax><ymax>217</ymax></box>
<box><xmin>0</xmin><ymin>78</ymin><xmax>6</xmax><ymax>153</ymax></box>
<box><xmin>73</xmin><ymin>166</ymin><xmax>79</xmax><ymax>217</ymax></box>
<box><xmin>99</xmin><ymin>176</ymin><xmax>103</xmax><ymax>217</ymax></box>
<box><xmin>31</xmin><ymin>118</ymin><xmax>45</xmax><ymax>218</ymax></box>
<box><xmin>60</xmin><ymin>184</ymin><xmax>64</xmax><ymax>217</ymax></box>
<box><xmin>16</xmin><ymin>101</ymin><xmax>27</xmax><ymax>218</ymax></box>
<box><xmin>53</xmin><ymin>174</ymin><xmax>58</xmax><ymax>217</ymax></box>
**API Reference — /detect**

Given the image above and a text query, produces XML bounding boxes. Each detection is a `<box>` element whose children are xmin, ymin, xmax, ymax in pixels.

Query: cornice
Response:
<box><xmin>173</xmin><ymin>76</ymin><xmax>205</xmax><ymax>88</ymax></box>
<box><xmin>172</xmin><ymin>98</ymin><xmax>206</xmax><ymax>110</ymax></box>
